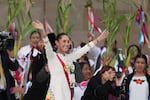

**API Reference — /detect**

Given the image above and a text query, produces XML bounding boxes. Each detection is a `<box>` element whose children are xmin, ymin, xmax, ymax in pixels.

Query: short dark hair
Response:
<box><xmin>56</xmin><ymin>33</ymin><xmax>68</xmax><ymax>41</ymax></box>
<box><xmin>29</xmin><ymin>30</ymin><xmax>41</xmax><ymax>39</ymax></box>
<box><xmin>79</xmin><ymin>61</ymin><xmax>90</xmax><ymax>70</ymax></box>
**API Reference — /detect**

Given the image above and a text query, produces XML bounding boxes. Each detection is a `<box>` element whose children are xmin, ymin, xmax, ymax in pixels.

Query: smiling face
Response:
<box><xmin>30</xmin><ymin>32</ymin><xmax>41</xmax><ymax>48</ymax></box>
<box><xmin>82</xmin><ymin>63</ymin><xmax>92</xmax><ymax>81</ymax></box>
<box><xmin>55</xmin><ymin>35</ymin><xmax>70</xmax><ymax>54</ymax></box>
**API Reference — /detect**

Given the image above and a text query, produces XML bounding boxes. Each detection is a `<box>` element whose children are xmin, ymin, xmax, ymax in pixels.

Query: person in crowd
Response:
<box><xmin>0</xmin><ymin>33</ymin><xmax>20</xmax><ymax>100</ymax></box>
<box><xmin>73</xmin><ymin>61</ymin><xmax>92</xmax><ymax>100</ymax></box>
<box><xmin>126</xmin><ymin>44</ymin><xmax>141</xmax><ymax>74</ymax></box>
<box><xmin>88</xmin><ymin>33</ymin><xmax>124</xmax><ymax>75</ymax></box>
<box><xmin>17</xmin><ymin>30</ymin><xmax>50</xmax><ymax>100</ymax></box>
<box><xmin>32</xmin><ymin>20</ymin><xmax>109</xmax><ymax>100</ymax></box>
<box><xmin>17</xmin><ymin>31</ymin><xmax>42</xmax><ymax>91</ymax></box>
<box><xmin>23</xmin><ymin>39</ymin><xmax>50</xmax><ymax>100</ymax></box>
<box><xmin>121</xmin><ymin>54</ymin><xmax>150</xmax><ymax>100</ymax></box>
<box><xmin>74</xmin><ymin>42</ymin><xmax>94</xmax><ymax>83</ymax></box>
<box><xmin>81</xmin><ymin>65</ymin><xmax>121</xmax><ymax>100</ymax></box>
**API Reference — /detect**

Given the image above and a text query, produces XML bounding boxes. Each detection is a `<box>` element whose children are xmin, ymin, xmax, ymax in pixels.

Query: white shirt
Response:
<box><xmin>73</xmin><ymin>85</ymin><xmax>86</xmax><ymax>100</ymax></box>
<box><xmin>73</xmin><ymin>81</ymin><xmax>88</xmax><ymax>100</ymax></box>
<box><xmin>129</xmin><ymin>76</ymin><xmax>149</xmax><ymax>100</ymax></box>
<box><xmin>17</xmin><ymin>45</ymin><xmax>40</xmax><ymax>69</ymax></box>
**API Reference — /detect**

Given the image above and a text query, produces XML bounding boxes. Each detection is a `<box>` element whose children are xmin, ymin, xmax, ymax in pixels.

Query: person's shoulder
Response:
<box><xmin>18</xmin><ymin>45</ymin><xmax>31</xmax><ymax>56</ymax></box>
<box><xmin>19</xmin><ymin>45</ymin><xmax>30</xmax><ymax>51</ymax></box>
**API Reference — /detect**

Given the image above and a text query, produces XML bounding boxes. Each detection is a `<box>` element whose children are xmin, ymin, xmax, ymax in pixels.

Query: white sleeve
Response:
<box><xmin>43</xmin><ymin>37</ymin><xmax>55</xmax><ymax>58</ymax></box>
<box><xmin>17</xmin><ymin>48</ymin><xmax>28</xmax><ymax>69</ymax></box>
<box><xmin>66</xmin><ymin>41</ymin><xmax>95</xmax><ymax>61</ymax></box>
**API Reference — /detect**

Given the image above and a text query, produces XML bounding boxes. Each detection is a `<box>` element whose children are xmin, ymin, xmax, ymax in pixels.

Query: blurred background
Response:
<box><xmin>0</xmin><ymin>0</ymin><xmax>150</xmax><ymax>54</ymax></box>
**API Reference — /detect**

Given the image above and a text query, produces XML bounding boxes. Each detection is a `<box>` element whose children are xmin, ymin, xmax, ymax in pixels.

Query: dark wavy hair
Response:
<box><xmin>127</xmin><ymin>44</ymin><xmax>141</xmax><ymax>56</ymax></box>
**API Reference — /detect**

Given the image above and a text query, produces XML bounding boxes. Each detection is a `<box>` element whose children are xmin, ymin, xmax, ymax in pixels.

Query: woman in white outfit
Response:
<box><xmin>32</xmin><ymin>20</ymin><xmax>109</xmax><ymax>100</ymax></box>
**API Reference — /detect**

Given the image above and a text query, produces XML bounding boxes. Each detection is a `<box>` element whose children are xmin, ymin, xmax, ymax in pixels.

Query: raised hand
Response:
<box><xmin>32</xmin><ymin>20</ymin><xmax>44</xmax><ymax>31</ymax></box>
<box><xmin>93</xmin><ymin>30</ymin><xmax>109</xmax><ymax>44</ymax></box>
<box><xmin>32</xmin><ymin>20</ymin><xmax>47</xmax><ymax>38</ymax></box>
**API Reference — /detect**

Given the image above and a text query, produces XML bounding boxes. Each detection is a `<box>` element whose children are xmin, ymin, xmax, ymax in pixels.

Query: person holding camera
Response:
<box><xmin>0</xmin><ymin>32</ymin><xmax>20</xmax><ymax>100</ymax></box>
<box><xmin>81</xmin><ymin>65</ymin><xmax>121</xmax><ymax>100</ymax></box>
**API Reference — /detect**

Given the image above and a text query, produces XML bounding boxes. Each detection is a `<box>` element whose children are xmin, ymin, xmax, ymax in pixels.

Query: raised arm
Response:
<box><xmin>87</xmin><ymin>32</ymin><xmax>101</xmax><ymax>60</ymax></box>
<box><xmin>32</xmin><ymin>20</ymin><xmax>55</xmax><ymax>57</ymax></box>
<box><xmin>67</xmin><ymin>30</ymin><xmax>109</xmax><ymax>61</ymax></box>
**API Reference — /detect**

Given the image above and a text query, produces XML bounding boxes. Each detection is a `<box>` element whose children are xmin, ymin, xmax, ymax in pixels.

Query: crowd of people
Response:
<box><xmin>0</xmin><ymin>20</ymin><xmax>150</xmax><ymax>100</ymax></box>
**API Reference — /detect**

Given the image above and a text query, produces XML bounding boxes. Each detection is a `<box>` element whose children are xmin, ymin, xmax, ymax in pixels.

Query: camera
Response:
<box><xmin>0</xmin><ymin>31</ymin><xmax>13</xmax><ymax>51</ymax></box>
<box><xmin>0</xmin><ymin>31</ymin><xmax>11</xmax><ymax>39</ymax></box>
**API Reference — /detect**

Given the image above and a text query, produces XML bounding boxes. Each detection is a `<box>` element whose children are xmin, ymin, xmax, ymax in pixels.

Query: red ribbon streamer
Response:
<box><xmin>56</xmin><ymin>55</ymin><xmax>72</xmax><ymax>100</ymax></box>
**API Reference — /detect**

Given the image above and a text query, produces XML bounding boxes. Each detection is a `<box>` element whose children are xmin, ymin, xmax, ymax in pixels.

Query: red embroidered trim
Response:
<box><xmin>57</xmin><ymin>55</ymin><xmax>72</xmax><ymax>100</ymax></box>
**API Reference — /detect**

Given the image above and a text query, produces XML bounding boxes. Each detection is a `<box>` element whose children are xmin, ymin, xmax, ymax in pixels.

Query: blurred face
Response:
<box><xmin>66</xmin><ymin>39</ymin><xmax>73</xmax><ymax>53</ymax></box>
<box><xmin>56</xmin><ymin>35</ymin><xmax>70</xmax><ymax>54</ymax></box>
<box><xmin>37</xmin><ymin>40</ymin><xmax>44</xmax><ymax>51</ymax></box>
<box><xmin>129</xmin><ymin>49</ymin><xmax>139</xmax><ymax>66</ymax></box>
<box><xmin>103</xmin><ymin>68</ymin><xmax>115</xmax><ymax>81</ymax></box>
<box><xmin>134</xmin><ymin>58</ymin><xmax>146</xmax><ymax>72</ymax></box>
<box><xmin>82</xmin><ymin>64</ymin><xmax>92</xmax><ymax>81</ymax></box>
<box><xmin>30</xmin><ymin>33</ymin><xmax>41</xmax><ymax>48</ymax></box>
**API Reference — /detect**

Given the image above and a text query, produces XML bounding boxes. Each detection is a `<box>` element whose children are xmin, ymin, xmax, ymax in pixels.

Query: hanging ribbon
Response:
<box><xmin>87</xmin><ymin>6</ymin><xmax>102</xmax><ymax>35</ymax></box>
<box><xmin>138</xmin><ymin>31</ymin><xmax>144</xmax><ymax>44</ymax></box>
<box><xmin>93</xmin><ymin>13</ymin><xmax>105</xmax><ymax>25</ymax></box>
<box><xmin>87</xmin><ymin>15</ymin><xmax>102</xmax><ymax>34</ymax></box>
<box><xmin>136</xmin><ymin>6</ymin><xmax>149</xmax><ymax>45</ymax></box>
<box><xmin>87</xmin><ymin>6</ymin><xmax>94</xmax><ymax>36</ymax></box>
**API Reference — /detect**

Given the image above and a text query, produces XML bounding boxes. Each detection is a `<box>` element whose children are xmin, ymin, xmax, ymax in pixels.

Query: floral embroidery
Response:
<box><xmin>45</xmin><ymin>88</ymin><xmax>55</xmax><ymax>100</ymax></box>
<box><xmin>65</xmin><ymin>61</ymin><xmax>75</xmax><ymax>73</ymax></box>
<box><xmin>58</xmin><ymin>54</ymin><xmax>75</xmax><ymax>88</ymax></box>
<box><xmin>133</xmin><ymin>79</ymin><xmax>145</xmax><ymax>84</ymax></box>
